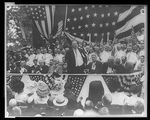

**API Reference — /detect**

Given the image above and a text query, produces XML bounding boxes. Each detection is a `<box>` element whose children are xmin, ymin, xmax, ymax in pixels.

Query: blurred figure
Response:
<box><xmin>98</xmin><ymin>107</ymin><xmax>109</xmax><ymax>115</ymax></box>
<box><xmin>126</xmin><ymin>45</ymin><xmax>138</xmax><ymax>68</ymax></box>
<box><xmin>134</xmin><ymin>55</ymin><xmax>145</xmax><ymax>72</ymax></box>
<box><xmin>11</xmin><ymin>106</ymin><xmax>22</xmax><ymax>116</ymax></box>
<box><xmin>8</xmin><ymin>99</ymin><xmax>17</xmax><ymax>108</ymax></box>
<box><xmin>81</xmin><ymin>110</ymin><xmax>100</xmax><ymax>117</ymax></box>
<box><xmin>84</xmin><ymin>100</ymin><xmax>94</xmax><ymax>111</ymax></box>
<box><xmin>86</xmin><ymin>53</ymin><xmax>103</xmax><ymax>74</ymax></box>
<box><xmin>54</xmin><ymin>48</ymin><xmax>64</xmax><ymax>63</ymax></box>
<box><xmin>99</xmin><ymin>45</ymin><xmax>111</xmax><ymax>64</ymax></box>
<box><xmin>38</xmin><ymin>60</ymin><xmax>49</xmax><ymax>74</ymax></box>
<box><xmin>30</xmin><ymin>59</ymin><xmax>40</xmax><ymax>73</ymax></box>
<box><xmin>121</xmin><ymin>56</ymin><xmax>134</xmax><ymax>74</ymax></box>
<box><xmin>102</xmin><ymin>94</ymin><xmax>112</xmax><ymax>107</ymax></box>
<box><xmin>73</xmin><ymin>109</ymin><xmax>84</xmax><ymax>117</ymax></box>
<box><xmin>113</xmin><ymin>58</ymin><xmax>125</xmax><ymax>74</ymax></box>
<box><xmin>64</xmin><ymin>82</ymin><xmax>83</xmax><ymax>109</ymax></box>
<box><xmin>114</xmin><ymin>44</ymin><xmax>126</xmax><ymax>60</ymax></box>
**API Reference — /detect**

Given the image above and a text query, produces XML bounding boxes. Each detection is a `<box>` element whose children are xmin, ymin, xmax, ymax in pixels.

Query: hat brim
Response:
<box><xmin>53</xmin><ymin>97</ymin><xmax>68</xmax><ymax>106</ymax></box>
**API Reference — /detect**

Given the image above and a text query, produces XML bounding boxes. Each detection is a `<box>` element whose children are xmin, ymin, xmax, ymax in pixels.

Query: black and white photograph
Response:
<box><xmin>5</xmin><ymin>3</ymin><xmax>147</xmax><ymax>117</ymax></box>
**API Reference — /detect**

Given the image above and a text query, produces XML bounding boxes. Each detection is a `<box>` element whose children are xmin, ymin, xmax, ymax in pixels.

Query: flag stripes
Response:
<box><xmin>117</xmin><ymin>23</ymin><xmax>144</xmax><ymax>39</ymax></box>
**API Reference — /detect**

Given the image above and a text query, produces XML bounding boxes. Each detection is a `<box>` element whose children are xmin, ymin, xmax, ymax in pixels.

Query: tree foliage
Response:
<box><xmin>6</xmin><ymin>6</ymin><xmax>32</xmax><ymax>51</ymax></box>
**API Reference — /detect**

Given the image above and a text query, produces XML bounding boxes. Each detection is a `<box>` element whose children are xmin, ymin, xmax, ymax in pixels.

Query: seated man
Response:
<box><xmin>38</xmin><ymin>60</ymin><xmax>49</xmax><ymax>74</ymax></box>
<box><xmin>86</xmin><ymin>53</ymin><xmax>102</xmax><ymax>74</ymax></box>
<box><xmin>113</xmin><ymin>58</ymin><xmax>125</xmax><ymax>74</ymax></box>
<box><xmin>30</xmin><ymin>59</ymin><xmax>40</xmax><ymax>73</ymax></box>
<box><xmin>101</xmin><ymin>56</ymin><xmax>115</xmax><ymax>74</ymax></box>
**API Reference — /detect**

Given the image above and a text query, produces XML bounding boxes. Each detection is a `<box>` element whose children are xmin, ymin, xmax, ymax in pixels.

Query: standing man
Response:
<box><xmin>65</xmin><ymin>40</ymin><xmax>87</xmax><ymax>74</ymax></box>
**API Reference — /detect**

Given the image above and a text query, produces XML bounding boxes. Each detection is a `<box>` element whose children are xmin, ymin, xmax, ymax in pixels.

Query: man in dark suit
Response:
<box><xmin>38</xmin><ymin>60</ymin><xmax>49</xmax><ymax>74</ymax></box>
<box><xmin>113</xmin><ymin>58</ymin><xmax>125</xmax><ymax>74</ymax></box>
<box><xmin>121</xmin><ymin>56</ymin><xmax>134</xmax><ymax>74</ymax></box>
<box><xmin>65</xmin><ymin>40</ymin><xmax>87</xmax><ymax>74</ymax></box>
<box><xmin>86</xmin><ymin>53</ymin><xmax>102</xmax><ymax>74</ymax></box>
<box><xmin>30</xmin><ymin>59</ymin><xmax>40</xmax><ymax>73</ymax></box>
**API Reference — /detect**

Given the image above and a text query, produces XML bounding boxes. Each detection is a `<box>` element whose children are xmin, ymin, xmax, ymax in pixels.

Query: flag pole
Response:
<box><xmin>64</xmin><ymin>5</ymin><xmax>68</xmax><ymax>31</ymax></box>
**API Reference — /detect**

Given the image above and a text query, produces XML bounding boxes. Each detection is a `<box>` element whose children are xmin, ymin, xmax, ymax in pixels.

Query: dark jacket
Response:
<box><xmin>39</xmin><ymin>65</ymin><xmax>49</xmax><ymax>74</ymax></box>
<box><xmin>30</xmin><ymin>65</ymin><xmax>40</xmax><ymax>73</ymax></box>
<box><xmin>86</xmin><ymin>61</ymin><xmax>103</xmax><ymax>74</ymax></box>
<box><xmin>113</xmin><ymin>64</ymin><xmax>125</xmax><ymax>74</ymax></box>
<box><xmin>65</xmin><ymin>47</ymin><xmax>87</xmax><ymax>74</ymax></box>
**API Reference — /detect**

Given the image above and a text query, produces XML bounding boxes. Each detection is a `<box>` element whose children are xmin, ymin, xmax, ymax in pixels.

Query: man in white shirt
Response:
<box><xmin>100</xmin><ymin>45</ymin><xmax>111</xmax><ymax>64</ymax></box>
<box><xmin>114</xmin><ymin>44</ymin><xmax>126</xmax><ymax>60</ymax></box>
<box><xmin>126</xmin><ymin>46</ymin><xmax>138</xmax><ymax>67</ymax></box>
<box><xmin>26</xmin><ymin>49</ymin><xmax>36</xmax><ymax>67</ymax></box>
<box><xmin>65</xmin><ymin>40</ymin><xmax>87</xmax><ymax>74</ymax></box>
<box><xmin>35</xmin><ymin>49</ymin><xmax>44</xmax><ymax>65</ymax></box>
<box><xmin>54</xmin><ymin>48</ymin><xmax>64</xmax><ymax>63</ymax></box>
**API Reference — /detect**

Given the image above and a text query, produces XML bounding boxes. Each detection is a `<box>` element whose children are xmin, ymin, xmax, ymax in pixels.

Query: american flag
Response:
<box><xmin>25</xmin><ymin>5</ymin><xmax>55</xmax><ymax>40</ymax></box>
<box><xmin>64</xmin><ymin>5</ymin><xmax>145</xmax><ymax>43</ymax></box>
<box><xmin>6</xmin><ymin>74</ymin><xmax>23</xmax><ymax>85</ymax></box>
<box><xmin>102</xmin><ymin>73</ymin><xmax>143</xmax><ymax>92</ymax></box>
<box><xmin>24</xmin><ymin>5</ymin><xmax>65</xmax><ymax>48</ymax></box>
<box><xmin>29</xmin><ymin>75</ymin><xmax>45</xmax><ymax>82</ymax></box>
<box><xmin>67</xmin><ymin>75</ymin><xmax>87</xmax><ymax>98</ymax></box>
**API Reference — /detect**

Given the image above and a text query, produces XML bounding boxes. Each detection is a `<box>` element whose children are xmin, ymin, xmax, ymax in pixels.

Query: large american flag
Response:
<box><xmin>64</xmin><ymin>5</ymin><xmax>145</xmax><ymax>43</ymax></box>
<box><xmin>24</xmin><ymin>5</ymin><xmax>65</xmax><ymax>48</ymax></box>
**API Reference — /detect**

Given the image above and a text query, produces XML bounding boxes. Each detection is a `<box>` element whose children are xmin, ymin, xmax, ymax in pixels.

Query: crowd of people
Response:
<box><xmin>6</xmin><ymin>76</ymin><xmax>145</xmax><ymax>117</ymax></box>
<box><xmin>6</xmin><ymin>30</ymin><xmax>145</xmax><ymax>74</ymax></box>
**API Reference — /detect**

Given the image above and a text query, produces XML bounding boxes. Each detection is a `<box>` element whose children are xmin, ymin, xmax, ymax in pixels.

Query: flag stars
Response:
<box><xmin>99</xmin><ymin>5</ymin><xmax>102</xmax><ymax>7</ymax></box>
<box><xmin>74</xmin><ymin>17</ymin><xmax>77</xmax><ymax>21</ymax></box>
<box><xmin>93</xmin><ymin>13</ymin><xmax>97</xmax><ymax>17</ymax></box>
<box><xmin>112</xmin><ymin>21</ymin><xmax>116</xmax><ymax>25</ymax></box>
<box><xmin>39</xmin><ymin>10</ymin><xmax>41</xmax><ymax>13</ymax></box>
<box><xmin>87</xmin><ymin>33</ymin><xmax>90</xmax><ymax>36</ymax></box>
<box><xmin>78</xmin><ymin>7</ymin><xmax>82</xmax><ymax>11</ymax></box>
<box><xmin>67</xmin><ymin>18</ymin><xmax>70</xmax><ymax>22</ymax></box>
<box><xmin>114</xmin><ymin>11</ymin><xmax>118</xmax><ymax>16</ymax></box>
<box><xmin>99</xmin><ymin>23</ymin><xmax>103</xmax><ymax>27</ymax></box>
<box><xmin>86</xmin><ymin>14</ymin><xmax>90</xmax><ymax>18</ymax></box>
<box><xmin>92</xmin><ymin>5</ymin><xmax>95</xmax><ymax>8</ymax></box>
<box><xmin>107</xmin><ymin>13</ymin><xmax>110</xmax><ymax>17</ymax></box>
<box><xmin>81</xmin><ymin>33</ymin><xmax>84</xmax><ymax>36</ymax></box>
<box><xmin>31</xmin><ymin>8</ymin><xmax>33</xmax><ymax>11</ymax></box>
<box><xmin>85</xmin><ymin>6</ymin><xmax>88</xmax><ymax>10</ymax></box>
<box><xmin>85</xmin><ymin>24</ymin><xmax>88</xmax><ymax>28</ymax></box>
<box><xmin>73</xmin><ymin>33</ymin><xmax>77</xmax><ymax>35</ymax></box>
<box><xmin>80</xmin><ymin>16</ymin><xmax>83</xmax><ymax>20</ymax></box>
<box><xmin>106</xmin><ymin>22</ymin><xmax>109</xmax><ymax>26</ymax></box>
<box><xmin>71</xmin><ymin>8</ymin><xmax>75</xmax><ymax>12</ymax></box>
<box><xmin>92</xmin><ymin>23</ymin><xmax>96</xmax><ymax>27</ymax></box>
<box><xmin>35</xmin><ymin>8</ymin><xmax>37</xmax><ymax>10</ymax></box>
<box><xmin>101</xmin><ymin>14</ymin><xmax>104</xmax><ymax>18</ymax></box>
<box><xmin>78</xmin><ymin>25</ymin><xmax>81</xmax><ymax>29</ymax></box>
<box><xmin>94</xmin><ymin>33</ymin><xmax>98</xmax><ymax>37</ymax></box>
<box><xmin>72</xmin><ymin>26</ymin><xmax>75</xmax><ymax>30</ymax></box>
